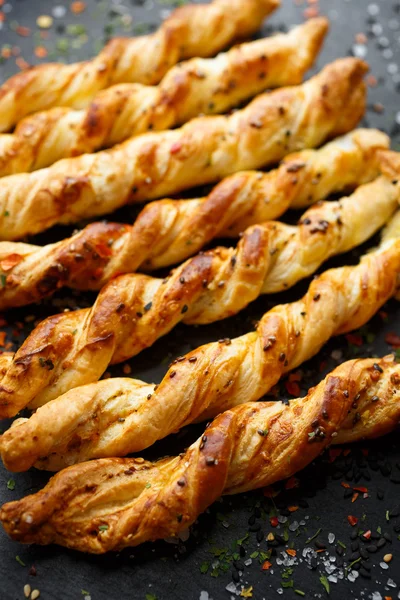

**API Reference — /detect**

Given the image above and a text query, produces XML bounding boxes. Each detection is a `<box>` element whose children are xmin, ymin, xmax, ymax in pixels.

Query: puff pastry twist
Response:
<box><xmin>1</xmin><ymin>355</ymin><xmax>399</xmax><ymax>552</ymax></box>
<box><xmin>0</xmin><ymin>128</ymin><xmax>388</xmax><ymax>311</ymax></box>
<box><xmin>0</xmin><ymin>58</ymin><xmax>367</xmax><ymax>240</ymax></box>
<box><xmin>1</xmin><ymin>185</ymin><xmax>399</xmax><ymax>453</ymax></box>
<box><xmin>0</xmin><ymin>0</ymin><xmax>279</xmax><ymax>132</ymax></box>
<box><xmin>0</xmin><ymin>19</ymin><xmax>328</xmax><ymax>175</ymax></box>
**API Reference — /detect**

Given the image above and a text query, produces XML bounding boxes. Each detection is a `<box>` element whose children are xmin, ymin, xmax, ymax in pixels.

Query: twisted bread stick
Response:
<box><xmin>0</xmin><ymin>129</ymin><xmax>387</xmax><ymax>310</ymax></box>
<box><xmin>1</xmin><ymin>356</ymin><xmax>399</xmax><ymax>552</ymax></box>
<box><xmin>0</xmin><ymin>19</ymin><xmax>328</xmax><ymax>175</ymax></box>
<box><xmin>1</xmin><ymin>181</ymin><xmax>399</xmax><ymax>451</ymax></box>
<box><xmin>0</xmin><ymin>0</ymin><xmax>279</xmax><ymax>132</ymax></box>
<box><xmin>0</xmin><ymin>58</ymin><xmax>367</xmax><ymax>240</ymax></box>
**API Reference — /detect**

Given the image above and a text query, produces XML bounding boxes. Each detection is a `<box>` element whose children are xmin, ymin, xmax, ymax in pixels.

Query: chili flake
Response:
<box><xmin>347</xmin><ymin>515</ymin><xmax>358</xmax><ymax>526</ymax></box>
<box><xmin>285</xmin><ymin>381</ymin><xmax>300</xmax><ymax>396</ymax></box>
<box><xmin>385</xmin><ymin>332</ymin><xmax>400</xmax><ymax>347</ymax></box>
<box><xmin>285</xmin><ymin>477</ymin><xmax>299</xmax><ymax>490</ymax></box>
<box><xmin>34</xmin><ymin>46</ymin><xmax>48</xmax><ymax>58</ymax></box>
<box><xmin>0</xmin><ymin>254</ymin><xmax>22</xmax><ymax>271</ymax></box>
<box><xmin>70</xmin><ymin>1</ymin><xmax>86</xmax><ymax>14</ymax></box>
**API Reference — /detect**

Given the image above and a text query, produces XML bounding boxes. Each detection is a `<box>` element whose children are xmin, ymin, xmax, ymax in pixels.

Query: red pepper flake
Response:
<box><xmin>341</xmin><ymin>482</ymin><xmax>351</xmax><ymax>489</ymax></box>
<box><xmin>170</xmin><ymin>142</ymin><xmax>182</xmax><ymax>155</ymax></box>
<box><xmin>70</xmin><ymin>1</ymin><xmax>86</xmax><ymax>14</ymax></box>
<box><xmin>0</xmin><ymin>254</ymin><xmax>22</xmax><ymax>271</ymax></box>
<box><xmin>285</xmin><ymin>477</ymin><xmax>299</xmax><ymax>490</ymax></box>
<box><xmin>288</xmin><ymin>506</ymin><xmax>299</xmax><ymax>513</ymax></box>
<box><xmin>380</xmin><ymin>310</ymin><xmax>389</xmax><ymax>321</ymax></box>
<box><xmin>355</xmin><ymin>33</ymin><xmax>367</xmax><ymax>44</ymax></box>
<box><xmin>385</xmin><ymin>332</ymin><xmax>400</xmax><ymax>348</ymax></box>
<box><xmin>16</xmin><ymin>57</ymin><xmax>30</xmax><ymax>71</ymax></box>
<box><xmin>366</xmin><ymin>74</ymin><xmax>378</xmax><ymax>88</ymax></box>
<box><xmin>346</xmin><ymin>333</ymin><xmax>363</xmax><ymax>346</ymax></box>
<box><xmin>289</xmin><ymin>372</ymin><xmax>302</xmax><ymax>382</ymax></box>
<box><xmin>361</xmin><ymin>448</ymin><xmax>369</xmax><ymax>457</ymax></box>
<box><xmin>303</xmin><ymin>6</ymin><xmax>319</xmax><ymax>18</ymax></box>
<box><xmin>285</xmin><ymin>381</ymin><xmax>300</xmax><ymax>396</ymax></box>
<box><xmin>262</xmin><ymin>560</ymin><xmax>272</xmax><ymax>571</ymax></box>
<box><xmin>351</xmin><ymin>492</ymin><xmax>359</xmax><ymax>503</ymax></box>
<box><xmin>363</xmin><ymin>530</ymin><xmax>372</xmax><ymax>540</ymax></box>
<box><xmin>343</xmin><ymin>448</ymin><xmax>351</xmax><ymax>457</ymax></box>
<box><xmin>0</xmin><ymin>317</ymin><xmax>7</xmax><ymax>327</ymax></box>
<box><xmin>34</xmin><ymin>46</ymin><xmax>48</xmax><ymax>58</ymax></box>
<box><xmin>347</xmin><ymin>515</ymin><xmax>358</xmax><ymax>527</ymax></box>
<box><xmin>16</xmin><ymin>26</ymin><xmax>31</xmax><ymax>37</ymax></box>
<box><xmin>286</xmin><ymin>549</ymin><xmax>297</xmax><ymax>557</ymax></box>
<box><xmin>0</xmin><ymin>331</ymin><xmax>7</xmax><ymax>346</ymax></box>
<box><xmin>0</xmin><ymin>13</ymin><xmax>5</xmax><ymax>23</ymax></box>
<box><xmin>263</xmin><ymin>486</ymin><xmax>279</xmax><ymax>498</ymax></box>
<box><xmin>318</xmin><ymin>359</ymin><xmax>327</xmax><ymax>373</ymax></box>
<box><xmin>354</xmin><ymin>486</ymin><xmax>368</xmax><ymax>493</ymax></box>
<box><xmin>270</xmin><ymin>516</ymin><xmax>279</xmax><ymax>527</ymax></box>
<box><xmin>329</xmin><ymin>448</ymin><xmax>342</xmax><ymax>463</ymax></box>
<box><xmin>94</xmin><ymin>241</ymin><xmax>113</xmax><ymax>258</ymax></box>
<box><xmin>385</xmin><ymin>597</ymin><xmax>393</xmax><ymax>600</ymax></box>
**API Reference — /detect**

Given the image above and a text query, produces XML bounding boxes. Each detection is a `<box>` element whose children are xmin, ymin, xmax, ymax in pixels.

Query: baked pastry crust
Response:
<box><xmin>0</xmin><ymin>128</ymin><xmax>388</xmax><ymax>310</ymax></box>
<box><xmin>0</xmin><ymin>18</ymin><xmax>328</xmax><ymax>174</ymax></box>
<box><xmin>1</xmin><ymin>204</ymin><xmax>399</xmax><ymax>464</ymax></box>
<box><xmin>0</xmin><ymin>58</ymin><xmax>367</xmax><ymax>240</ymax></box>
<box><xmin>1</xmin><ymin>355</ymin><xmax>399</xmax><ymax>552</ymax></box>
<box><xmin>0</xmin><ymin>0</ymin><xmax>279</xmax><ymax>132</ymax></box>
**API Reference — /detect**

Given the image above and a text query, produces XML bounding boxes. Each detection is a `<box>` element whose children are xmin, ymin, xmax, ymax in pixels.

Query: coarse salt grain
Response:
<box><xmin>52</xmin><ymin>5</ymin><xmax>67</xmax><ymax>18</ymax></box>
<box><xmin>352</xmin><ymin>44</ymin><xmax>367</xmax><ymax>58</ymax></box>
<box><xmin>367</xmin><ymin>3</ymin><xmax>380</xmax><ymax>16</ymax></box>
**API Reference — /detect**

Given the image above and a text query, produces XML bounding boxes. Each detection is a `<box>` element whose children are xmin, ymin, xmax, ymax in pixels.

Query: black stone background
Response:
<box><xmin>1</xmin><ymin>0</ymin><xmax>400</xmax><ymax>599</ymax></box>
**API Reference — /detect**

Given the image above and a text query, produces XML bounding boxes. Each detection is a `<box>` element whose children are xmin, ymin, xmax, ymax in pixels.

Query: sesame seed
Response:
<box><xmin>384</xmin><ymin>553</ymin><xmax>393</xmax><ymax>563</ymax></box>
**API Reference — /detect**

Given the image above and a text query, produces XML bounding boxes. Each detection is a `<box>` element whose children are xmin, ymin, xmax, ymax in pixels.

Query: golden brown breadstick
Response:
<box><xmin>0</xmin><ymin>58</ymin><xmax>367</xmax><ymax>240</ymax></box>
<box><xmin>0</xmin><ymin>19</ymin><xmax>328</xmax><ymax>175</ymax></box>
<box><xmin>1</xmin><ymin>355</ymin><xmax>399</xmax><ymax>553</ymax></box>
<box><xmin>1</xmin><ymin>200</ymin><xmax>399</xmax><ymax>465</ymax></box>
<box><xmin>0</xmin><ymin>0</ymin><xmax>279</xmax><ymax>132</ymax></box>
<box><xmin>0</xmin><ymin>128</ymin><xmax>387</xmax><ymax>310</ymax></box>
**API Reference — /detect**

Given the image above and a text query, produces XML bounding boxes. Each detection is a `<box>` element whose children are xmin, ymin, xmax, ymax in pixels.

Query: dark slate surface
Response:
<box><xmin>1</xmin><ymin>1</ymin><xmax>400</xmax><ymax>599</ymax></box>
